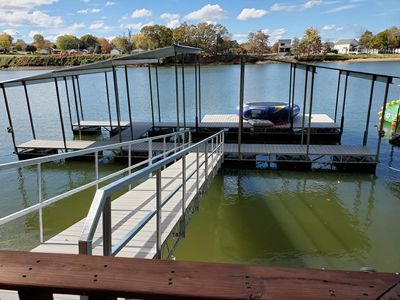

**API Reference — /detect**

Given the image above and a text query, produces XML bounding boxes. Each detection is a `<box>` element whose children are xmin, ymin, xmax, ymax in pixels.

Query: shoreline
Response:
<box><xmin>1</xmin><ymin>55</ymin><xmax>400</xmax><ymax>70</ymax></box>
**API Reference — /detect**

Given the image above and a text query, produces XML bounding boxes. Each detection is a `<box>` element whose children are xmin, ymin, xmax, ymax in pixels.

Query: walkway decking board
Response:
<box><xmin>17</xmin><ymin>140</ymin><xmax>95</xmax><ymax>150</ymax></box>
<box><xmin>32</xmin><ymin>151</ymin><xmax>221</xmax><ymax>259</ymax></box>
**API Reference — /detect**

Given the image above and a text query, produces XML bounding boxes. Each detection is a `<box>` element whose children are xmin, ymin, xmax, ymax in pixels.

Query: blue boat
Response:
<box><xmin>242</xmin><ymin>102</ymin><xmax>300</xmax><ymax>123</ymax></box>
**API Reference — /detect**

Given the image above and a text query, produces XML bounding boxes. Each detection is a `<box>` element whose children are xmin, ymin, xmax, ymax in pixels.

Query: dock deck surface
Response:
<box><xmin>72</xmin><ymin>120</ymin><xmax>130</xmax><ymax>127</ymax></box>
<box><xmin>32</xmin><ymin>151</ymin><xmax>219</xmax><ymax>258</ymax></box>
<box><xmin>17</xmin><ymin>139</ymin><xmax>95</xmax><ymax>150</ymax></box>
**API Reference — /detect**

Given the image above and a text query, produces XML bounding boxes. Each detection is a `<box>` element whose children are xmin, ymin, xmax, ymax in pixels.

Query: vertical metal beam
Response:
<box><xmin>155</xmin><ymin>63</ymin><xmax>161</xmax><ymax>123</ymax></box>
<box><xmin>306</xmin><ymin>66</ymin><xmax>316</xmax><ymax>156</ymax></box>
<box><xmin>181</xmin><ymin>54</ymin><xmax>186</xmax><ymax>129</ymax></box>
<box><xmin>194</xmin><ymin>56</ymin><xmax>199</xmax><ymax>132</ymax></box>
<box><xmin>334</xmin><ymin>70</ymin><xmax>342</xmax><ymax>123</ymax></box>
<box><xmin>156</xmin><ymin>169</ymin><xmax>162</xmax><ymax>259</ymax></box>
<box><xmin>23</xmin><ymin>81</ymin><xmax>36</xmax><ymax>139</ymax></box>
<box><xmin>174</xmin><ymin>48</ymin><xmax>180</xmax><ymax>130</ymax></box>
<box><xmin>54</xmin><ymin>78</ymin><xmax>67</xmax><ymax>152</ymax></box>
<box><xmin>148</xmin><ymin>65</ymin><xmax>155</xmax><ymax>129</ymax></box>
<box><xmin>63</xmin><ymin>77</ymin><xmax>73</xmax><ymax>131</ymax></box>
<box><xmin>112</xmin><ymin>66</ymin><xmax>122</xmax><ymax>143</ymax></box>
<box><xmin>300</xmin><ymin>66</ymin><xmax>309</xmax><ymax>145</ymax></box>
<box><xmin>37</xmin><ymin>163</ymin><xmax>43</xmax><ymax>243</ymax></box>
<box><xmin>2</xmin><ymin>85</ymin><xmax>18</xmax><ymax>154</ymax></box>
<box><xmin>376</xmin><ymin>78</ymin><xmax>391</xmax><ymax>162</ymax></box>
<box><xmin>395</xmin><ymin>87</ymin><xmax>400</xmax><ymax>134</ymax></box>
<box><xmin>238</xmin><ymin>56</ymin><xmax>245</xmax><ymax>158</ymax></box>
<box><xmin>290</xmin><ymin>64</ymin><xmax>297</xmax><ymax>130</ymax></box>
<box><xmin>124</xmin><ymin>66</ymin><xmax>134</xmax><ymax>140</ymax></box>
<box><xmin>340</xmin><ymin>71</ymin><xmax>349</xmax><ymax>142</ymax></box>
<box><xmin>363</xmin><ymin>76</ymin><xmax>375</xmax><ymax>146</ymax></box>
<box><xmin>288</xmin><ymin>63</ymin><xmax>293</xmax><ymax>124</ymax></box>
<box><xmin>71</xmin><ymin>76</ymin><xmax>82</xmax><ymax>138</ymax></box>
<box><xmin>181</xmin><ymin>154</ymin><xmax>186</xmax><ymax>237</ymax></box>
<box><xmin>104</xmin><ymin>72</ymin><xmax>113</xmax><ymax>131</ymax></box>
<box><xmin>198</xmin><ymin>54</ymin><xmax>202</xmax><ymax>123</ymax></box>
<box><xmin>75</xmin><ymin>75</ymin><xmax>84</xmax><ymax>121</ymax></box>
<box><xmin>102</xmin><ymin>196</ymin><xmax>112</xmax><ymax>256</ymax></box>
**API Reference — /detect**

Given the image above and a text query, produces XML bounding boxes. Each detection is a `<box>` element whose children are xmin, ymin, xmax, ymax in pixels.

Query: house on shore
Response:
<box><xmin>278</xmin><ymin>39</ymin><xmax>291</xmax><ymax>54</ymax></box>
<box><xmin>334</xmin><ymin>39</ymin><xmax>359</xmax><ymax>54</ymax></box>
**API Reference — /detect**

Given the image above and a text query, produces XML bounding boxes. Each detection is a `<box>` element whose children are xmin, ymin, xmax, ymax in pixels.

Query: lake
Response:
<box><xmin>0</xmin><ymin>61</ymin><xmax>399</xmax><ymax>272</ymax></box>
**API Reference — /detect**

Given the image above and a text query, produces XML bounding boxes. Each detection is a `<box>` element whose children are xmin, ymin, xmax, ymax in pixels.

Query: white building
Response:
<box><xmin>278</xmin><ymin>39</ymin><xmax>291</xmax><ymax>54</ymax></box>
<box><xmin>334</xmin><ymin>39</ymin><xmax>359</xmax><ymax>54</ymax></box>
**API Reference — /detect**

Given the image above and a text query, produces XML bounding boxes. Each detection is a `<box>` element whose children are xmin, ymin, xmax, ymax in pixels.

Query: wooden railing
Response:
<box><xmin>0</xmin><ymin>251</ymin><xmax>399</xmax><ymax>299</ymax></box>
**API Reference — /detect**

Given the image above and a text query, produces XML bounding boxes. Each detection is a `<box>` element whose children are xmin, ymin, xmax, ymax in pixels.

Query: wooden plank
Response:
<box><xmin>73</xmin><ymin>121</ymin><xmax>130</xmax><ymax>127</ymax></box>
<box><xmin>17</xmin><ymin>140</ymin><xmax>95</xmax><ymax>150</ymax></box>
<box><xmin>0</xmin><ymin>251</ymin><xmax>399</xmax><ymax>299</ymax></box>
<box><xmin>32</xmin><ymin>152</ymin><xmax>220</xmax><ymax>259</ymax></box>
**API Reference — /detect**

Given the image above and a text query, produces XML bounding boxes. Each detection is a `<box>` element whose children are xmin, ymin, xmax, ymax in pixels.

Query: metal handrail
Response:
<box><xmin>0</xmin><ymin>130</ymin><xmax>190</xmax><ymax>244</ymax></box>
<box><xmin>78</xmin><ymin>130</ymin><xmax>224</xmax><ymax>257</ymax></box>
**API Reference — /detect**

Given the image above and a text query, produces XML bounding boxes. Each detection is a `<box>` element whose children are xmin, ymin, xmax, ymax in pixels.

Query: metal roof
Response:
<box><xmin>0</xmin><ymin>44</ymin><xmax>201</xmax><ymax>88</ymax></box>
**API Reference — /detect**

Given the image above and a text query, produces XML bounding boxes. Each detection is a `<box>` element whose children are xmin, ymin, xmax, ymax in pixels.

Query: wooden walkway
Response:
<box><xmin>32</xmin><ymin>151</ymin><xmax>221</xmax><ymax>258</ymax></box>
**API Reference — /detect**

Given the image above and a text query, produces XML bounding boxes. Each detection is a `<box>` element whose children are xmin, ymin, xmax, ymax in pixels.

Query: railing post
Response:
<box><xmin>163</xmin><ymin>137</ymin><xmax>166</xmax><ymax>159</ymax></box>
<box><xmin>128</xmin><ymin>144</ymin><xmax>132</xmax><ymax>190</ymax></box>
<box><xmin>103</xmin><ymin>196</ymin><xmax>112</xmax><ymax>256</ymax></box>
<box><xmin>95</xmin><ymin>151</ymin><xmax>99</xmax><ymax>190</ymax></box>
<box><xmin>148</xmin><ymin>140</ymin><xmax>153</xmax><ymax>166</ymax></box>
<box><xmin>37</xmin><ymin>163</ymin><xmax>43</xmax><ymax>244</ymax></box>
<box><xmin>78</xmin><ymin>240</ymin><xmax>92</xmax><ymax>255</ymax></box>
<box><xmin>189</xmin><ymin>131</ymin><xmax>192</xmax><ymax>144</ymax></box>
<box><xmin>211</xmin><ymin>137</ymin><xmax>214</xmax><ymax>167</ymax></box>
<box><xmin>204</xmin><ymin>141</ymin><xmax>208</xmax><ymax>179</ymax></box>
<box><xmin>156</xmin><ymin>169</ymin><xmax>162</xmax><ymax>259</ymax></box>
<box><xmin>181</xmin><ymin>154</ymin><xmax>186</xmax><ymax>237</ymax></box>
<box><xmin>376</xmin><ymin>77</ymin><xmax>391</xmax><ymax>162</ymax></box>
<box><xmin>363</xmin><ymin>76</ymin><xmax>375</xmax><ymax>146</ymax></box>
<box><xmin>196</xmin><ymin>146</ymin><xmax>199</xmax><ymax>194</ymax></box>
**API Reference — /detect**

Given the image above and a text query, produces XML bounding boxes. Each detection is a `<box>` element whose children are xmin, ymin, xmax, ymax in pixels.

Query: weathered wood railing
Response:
<box><xmin>0</xmin><ymin>251</ymin><xmax>399</xmax><ymax>299</ymax></box>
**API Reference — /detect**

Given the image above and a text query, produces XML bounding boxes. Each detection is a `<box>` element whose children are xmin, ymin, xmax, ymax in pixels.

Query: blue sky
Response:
<box><xmin>0</xmin><ymin>0</ymin><xmax>399</xmax><ymax>44</ymax></box>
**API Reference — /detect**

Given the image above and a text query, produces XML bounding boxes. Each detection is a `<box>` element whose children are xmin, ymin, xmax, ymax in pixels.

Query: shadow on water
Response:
<box><xmin>175</xmin><ymin>168</ymin><xmax>400</xmax><ymax>272</ymax></box>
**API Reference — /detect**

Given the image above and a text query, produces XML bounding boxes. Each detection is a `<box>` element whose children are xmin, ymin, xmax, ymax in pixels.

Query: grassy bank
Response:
<box><xmin>1</xmin><ymin>53</ymin><xmax>400</xmax><ymax>69</ymax></box>
<box><xmin>0</xmin><ymin>54</ymin><xmax>116</xmax><ymax>68</ymax></box>
<box><xmin>297</xmin><ymin>53</ymin><xmax>400</xmax><ymax>62</ymax></box>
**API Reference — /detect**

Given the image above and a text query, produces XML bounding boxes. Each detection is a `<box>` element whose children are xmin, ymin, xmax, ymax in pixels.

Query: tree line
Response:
<box><xmin>0</xmin><ymin>24</ymin><xmax>398</xmax><ymax>57</ymax></box>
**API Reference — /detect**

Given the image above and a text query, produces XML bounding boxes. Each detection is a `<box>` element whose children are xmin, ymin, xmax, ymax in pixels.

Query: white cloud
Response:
<box><xmin>262</xmin><ymin>28</ymin><xmax>288</xmax><ymax>43</ymax></box>
<box><xmin>0</xmin><ymin>0</ymin><xmax>58</xmax><ymax>9</ymax></box>
<box><xmin>233</xmin><ymin>33</ymin><xmax>248</xmax><ymax>43</ymax></box>
<box><xmin>77</xmin><ymin>8</ymin><xmax>101</xmax><ymax>14</ymax></box>
<box><xmin>89</xmin><ymin>21</ymin><xmax>110</xmax><ymax>30</ymax></box>
<box><xmin>131</xmin><ymin>8</ymin><xmax>152</xmax><ymax>18</ymax></box>
<box><xmin>237</xmin><ymin>8</ymin><xmax>268</xmax><ymax>20</ymax></box>
<box><xmin>29</xmin><ymin>30</ymin><xmax>43</xmax><ymax>38</ymax></box>
<box><xmin>304</xmin><ymin>0</ymin><xmax>322</xmax><ymax>9</ymax></box>
<box><xmin>0</xmin><ymin>10</ymin><xmax>62</xmax><ymax>27</ymax></box>
<box><xmin>322</xmin><ymin>24</ymin><xmax>335</xmax><ymax>30</ymax></box>
<box><xmin>326</xmin><ymin>4</ymin><xmax>357</xmax><ymax>13</ymax></box>
<box><xmin>270</xmin><ymin>3</ymin><xmax>296</xmax><ymax>12</ymax></box>
<box><xmin>68</xmin><ymin>23</ymin><xmax>85</xmax><ymax>30</ymax></box>
<box><xmin>120</xmin><ymin>22</ymin><xmax>154</xmax><ymax>30</ymax></box>
<box><xmin>160</xmin><ymin>13</ymin><xmax>180</xmax><ymax>28</ymax></box>
<box><xmin>184</xmin><ymin>4</ymin><xmax>227</xmax><ymax>22</ymax></box>
<box><xmin>3</xmin><ymin>29</ymin><xmax>21</xmax><ymax>37</ymax></box>
<box><xmin>105</xmin><ymin>1</ymin><xmax>115</xmax><ymax>6</ymax></box>
<box><xmin>335</xmin><ymin>26</ymin><xmax>344</xmax><ymax>31</ymax></box>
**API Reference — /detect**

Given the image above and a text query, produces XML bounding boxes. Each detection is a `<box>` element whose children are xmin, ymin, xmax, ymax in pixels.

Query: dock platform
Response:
<box><xmin>72</xmin><ymin>120</ymin><xmax>130</xmax><ymax>135</ymax></box>
<box><xmin>32</xmin><ymin>151</ymin><xmax>221</xmax><ymax>258</ymax></box>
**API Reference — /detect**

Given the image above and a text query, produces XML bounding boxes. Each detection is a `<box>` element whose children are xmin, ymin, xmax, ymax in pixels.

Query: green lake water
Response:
<box><xmin>0</xmin><ymin>62</ymin><xmax>400</xmax><ymax>272</ymax></box>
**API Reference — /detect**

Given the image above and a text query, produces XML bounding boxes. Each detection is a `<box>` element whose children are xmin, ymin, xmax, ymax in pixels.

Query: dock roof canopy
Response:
<box><xmin>0</xmin><ymin>44</ymin><xmax>201</xmax><ymax>88</ymax></box>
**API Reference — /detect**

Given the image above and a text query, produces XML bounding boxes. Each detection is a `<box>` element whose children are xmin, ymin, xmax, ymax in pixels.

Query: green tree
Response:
<box><xmin>248</xmin><ymin>30</ymin><xmax>269</xmax><ymax>56</ymax></box>
<box><xmin>173</xmin><ymin>23</ymin><xmax>196</xmax><ymax>46</ymax></box>
<box><xmin>26</xmin><ymin>44</ymin><xmax>37</xmax><ymax>53</ymax></box>
<box><xmin>14</xmin><ymin>39</ymin><xmax>27</xmax><ymax>51</ymax></box>
<box><xmin>33</xmin><ymin>34</ymin><xmax>45</xmax><ymax>50</ymax></box>
<box><xmin>111</xmin><ymin>36</ymin><xmax>130</xmax><ymax>53</ymax></box>
<box><xmin>0</xmin><ymin>33</ymin><xmax>13</xmax><ymax>52</ymax></box>
<box><xmin>140</xmin><ymin>25</ymin><xmax>173</xmax><ymax>50</ymax></box>
<box><xmin>80</xmin><ymin>34</ymin><xmax>98</xmax><ymax>50</ymax></box>
<box><xmin>56</xmin><ymin>34</ymin><xmax>80</xmax><ymax>50</ymax></box>
<box><xmin>371</xmin><ymin>31</ymin><xmax>389</xmax><ymax>49</ymax></box>
<box><xmin>132</xmin><ymin>33</ymin><xmax>149</xmax><ymax>49</ymax></box>
<box><xmin>359</xmin><ymin>30</ymin><xmax>374</xmax><ymax>49</ymax></box>
<box><xmin>386</xmin><ymin>27</ymin><xmax>400</xmax><ymax>48</ymax></box>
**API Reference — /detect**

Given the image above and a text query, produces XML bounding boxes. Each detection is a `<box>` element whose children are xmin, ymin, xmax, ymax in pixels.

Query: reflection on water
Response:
<box><xmin>175</xmin><ymin>169</ymin><xmax>400</xmax><ymax>272</ymax></box>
